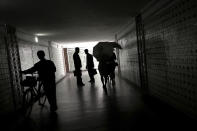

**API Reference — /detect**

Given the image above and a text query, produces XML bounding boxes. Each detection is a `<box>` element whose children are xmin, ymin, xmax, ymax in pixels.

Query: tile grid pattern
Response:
<box><xmin>117</xmin><ymin>24</ymin><xmax>140</xmax><ymax>87</ymax></box>
<box><xmin>0</xmin><ymin>25</ymin><xmax>21</xmax><ymax>114</ymax></box>
<box><xmin>143</xmin><ymin>0</ymin><xmax>197</xmax><ymax>117</ymax></box>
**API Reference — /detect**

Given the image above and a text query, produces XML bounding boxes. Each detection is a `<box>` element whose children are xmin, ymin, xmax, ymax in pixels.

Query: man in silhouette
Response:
<box><xmin>84</xmin><ymin>49</ymin><xmax>95</xmax><ymax>83</ymax></box>
<box><xmin>73</xmin><ymin>47</ymin><xmax>85</xmax><ymax>86</ymax></box>
<box><xmin>22</xmin><ymin>50</ymin><xmax>57</xmax><ymax>112</ymax></box>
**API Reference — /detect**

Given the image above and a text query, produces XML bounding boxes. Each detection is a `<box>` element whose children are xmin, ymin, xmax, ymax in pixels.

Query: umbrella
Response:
<box><xmin>93</xmin><ymin>42</ymin><xmax>122</xmax><ymax>61</ymax></box>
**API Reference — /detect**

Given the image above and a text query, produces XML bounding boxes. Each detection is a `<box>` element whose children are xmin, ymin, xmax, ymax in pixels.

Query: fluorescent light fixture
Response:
<box><xmin>35</xmin><ymin>36</ymin><xmax>38</xmax><ymax>43</ymax></box>
<box><xmin>35</xmin><ymin>33</ymin><xmax>51</xmax><ymax>36</ymax></box>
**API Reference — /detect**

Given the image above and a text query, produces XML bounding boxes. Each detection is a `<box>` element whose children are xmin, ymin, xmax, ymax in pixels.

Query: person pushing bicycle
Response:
<box><xmin>21</xmin><ymin>50</ymin><xmax>57</xmax><ymax>112</ymax></box>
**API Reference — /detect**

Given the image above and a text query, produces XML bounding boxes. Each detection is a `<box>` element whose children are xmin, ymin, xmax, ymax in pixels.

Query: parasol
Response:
<box><xmin>93</xmin><ymin>42</ymin><xmax>122</xmax><ymax>61</ymax></box>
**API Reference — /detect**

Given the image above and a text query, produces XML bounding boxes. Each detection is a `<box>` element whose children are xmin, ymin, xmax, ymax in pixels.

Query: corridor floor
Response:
<box><xmin>6</xmin><ymin>71</ymin><xmax>197</xmax><ymax>131</ymax></box>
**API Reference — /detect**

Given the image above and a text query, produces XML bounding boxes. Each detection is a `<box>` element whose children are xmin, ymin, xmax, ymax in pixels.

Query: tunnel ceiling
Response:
<box><xmin>0</xmin><ymin>0</ymin><xmax>149</xmax><ymax>44</ymax></box>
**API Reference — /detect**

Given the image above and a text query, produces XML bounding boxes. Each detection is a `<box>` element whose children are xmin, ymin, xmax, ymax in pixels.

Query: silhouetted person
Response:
<box><xmin>73</xmin><ymin>47</ymin><xmax>85</xmax><ymax>86</ymax></box>
<box><xmin>108</xmin><ymin>52</ymin><xmax>117</xmax><ymax>84</ymax></box>
<box><xmin>84</xmin><ymin>49</ymin><xmax>95</xmax><ymax>83</ymax></box>
<box><xmin>22</xmin><ymin>50</ymin><xmax>57</xmax><ymax>112</ymax></box>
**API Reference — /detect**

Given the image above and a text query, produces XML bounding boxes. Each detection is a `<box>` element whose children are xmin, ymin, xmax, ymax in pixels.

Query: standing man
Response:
<box><xmin>22</xmin><ymin>50</ymin><xmax>57</xmax><ymax>112</ymax></box>
<box><xmin>73</xmin><ymin>47</ymin><xmax>85</xmax><ymax>86</ymax></box>
<box><xmin>84</xmin><ymin>49</ymin><xmax>95</xmax><ymax>83</ymax></box>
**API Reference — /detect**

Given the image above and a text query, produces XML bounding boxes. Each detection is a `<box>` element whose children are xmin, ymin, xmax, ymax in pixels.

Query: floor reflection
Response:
<box><xmin>9</xmin><ymin>71</ymin><xmax>197</xmax><ymax>131</ymax></box>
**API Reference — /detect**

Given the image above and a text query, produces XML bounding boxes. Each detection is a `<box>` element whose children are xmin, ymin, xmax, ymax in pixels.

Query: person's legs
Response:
<box><xmin>43</xmin><ymin>81</ymin><xmax>57</xmax><ymax>111</ymax></box>
<box><xmin>50</xmin><ymin>82</ymin><xmax>57</xmax><ymax>111</ymax></box>
<box><xmin>110</xmin><ymin>65</ymin><xmax>116</xmax><ymax>85</ymax></box>
<box><xmin>90</xmin><ymin>74</ymin><xmax>95</xmax><ymax>82</ymax></box>
<box><xmin>76</xmin><ymin>70</ymin><xmax>84</xmax><ymax>86</ymax></box>
<box><xmin>111</xmin><ymin>71</ymin><xmax>115</xmax><ymax>85</ymax></box>
<box><xmin>88</xmin><ymin>69</ymin><xmax>95</xmax><ymax>82</ymax></box>
<box><xmin>77</xmin><ymin>75</ymin><xmax>82</xmax><ymax>84</ymax></box>
<box><xmin>111</xmin><ymin>71</ymin><xmax>115</xmax><ymax>79</ymax></box>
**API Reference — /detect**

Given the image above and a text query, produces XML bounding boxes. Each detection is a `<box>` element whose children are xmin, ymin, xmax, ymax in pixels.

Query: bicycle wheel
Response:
<box><xmin>23</xmin><ymin>89</ymin><xmax>33</xmax><ymax>117</ymax></box>
<box><xmin>38</xmin><ymin>84</ymin><xmax>47</xmax><ymax>106</ymax></box>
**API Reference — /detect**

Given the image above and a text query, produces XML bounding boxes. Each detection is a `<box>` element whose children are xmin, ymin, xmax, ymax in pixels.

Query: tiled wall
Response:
<box><xmin>141</xmin><ymin>0</ymin><xmax>197</xmax><ymax>117</ymax></box>
<box><xmin>0</xmin><ymin>26</ymin><xmax>14</xmax><ymax>114</ymax></box>
<box><xmin>18</xmin><ymin>43</ymin><xmax>34</xmax><ymax>70</ymax></box>
<box><xmin>50</xmin><ymin>43</ymin><xmax>66</xmax><ymax>82</ymax></box>
<box><xmin>116</xmin><ymin>22</ymin><xmax>140</xmax><ymax>87</ymax></box>
<box><xmin>0</xmin><ymin>28</ymin><xmax>67</xmax><ymax>115</ymax></box>
<box><xmin>17</xmin><ymin>33</ymin><xmax>65</xmax><ymax>82</ymax></box>
<box><xmin>0</xmin><ymin>25</ymin><xmax>21</xmax><ymax>115</ymax></box>
<box><xmin>18</xmin><ymin>41</ymin><xmax>50</xmax><ymax>71</ymax></box>
<box><xmin>116</xmin><ymin>0</ymin><xmax>197</xmax><ymax>118</ymax></box>
<box><xmin>5</xmin><ymin>26</ymin><xmax>22</xmax><ymax>111</ymax></box>
<box><xmin>17</xmin><ymin>31</ymin><xmax>50</xmax><ymax>71</ymax></box>
<box><xmin>31</xmin><ymin>45</ymin><xmax>50</xmax><ymax>64</ymax></box>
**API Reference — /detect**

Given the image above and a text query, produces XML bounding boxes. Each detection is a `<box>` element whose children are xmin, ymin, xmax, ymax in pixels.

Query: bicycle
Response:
<box><xmin>21</xmin><ymin>73</ymin><xmax>47</xmax><ymax>117</ymax></box>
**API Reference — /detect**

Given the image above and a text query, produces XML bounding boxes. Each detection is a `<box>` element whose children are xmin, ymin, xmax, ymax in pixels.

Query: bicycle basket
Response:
<box><xmin>21</xmin><ymin>76</ymin><xmax>37</xmax><ymax>87</ymax></box>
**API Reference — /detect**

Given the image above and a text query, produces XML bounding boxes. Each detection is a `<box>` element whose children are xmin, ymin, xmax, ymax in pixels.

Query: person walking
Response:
<box><xmin>73</xmin><ymin>47</ymin><xmax>85</xmax><ymax>86</ymax></box>
<box><xmin>22</xmin><ymin>50</ymin><xmax>57</xmax><ymax>112</ymax></box>
<box><xmin>108</xmin><ymin>52</ymin><xmax>117</xmax><ymax>85</ymax></box>
<box><xmin>84</xmin><ymin>49</ymin><xmax>95</xmax><ymax>83</ymax></box>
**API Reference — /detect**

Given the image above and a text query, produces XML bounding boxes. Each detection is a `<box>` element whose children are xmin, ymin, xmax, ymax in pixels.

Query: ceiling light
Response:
<box><xmin>35</xmin><ymin>36</ymin><xmax>38</xmax><ymax>43</ymax></box>
<box><xmin>35</xmin><ymin>33</ymin><xmax>51</xmax><ymax>36</ymax></box>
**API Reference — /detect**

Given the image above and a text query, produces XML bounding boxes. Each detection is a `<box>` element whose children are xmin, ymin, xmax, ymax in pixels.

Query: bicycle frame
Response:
<box><xmin>21</xmin><ymin>73</ymin><xmax>46</xmax><ymax>117</ymax></box>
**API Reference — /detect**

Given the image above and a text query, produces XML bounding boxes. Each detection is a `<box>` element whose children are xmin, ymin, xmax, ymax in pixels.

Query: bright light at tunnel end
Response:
<box><xmin>60</xmin><ymin>41</ymin><xmax>100</xmax><ymax>48</ymax></box>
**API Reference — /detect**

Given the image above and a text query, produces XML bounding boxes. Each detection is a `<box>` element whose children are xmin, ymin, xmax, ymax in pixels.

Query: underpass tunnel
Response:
<box><xmin>0</xmin><ymin>0</ymin><xmax>197</xmax><ymax>130</ymax></box>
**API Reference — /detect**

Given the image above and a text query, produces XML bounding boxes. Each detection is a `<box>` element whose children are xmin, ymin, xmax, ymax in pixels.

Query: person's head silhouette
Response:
<box><xmin>75</xmin><ymin>47</ymin><xmax>80</xmax><ymax>53</ymax></box>
<box><xmin>84</xmin><ymin>49</ymin><xmax>88</xmax><ymax>54</ymax></box>
<box><xmin>37</xmin><ymin>50</ymin><xmax>45</xmax><ymax>60</ymax></box>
